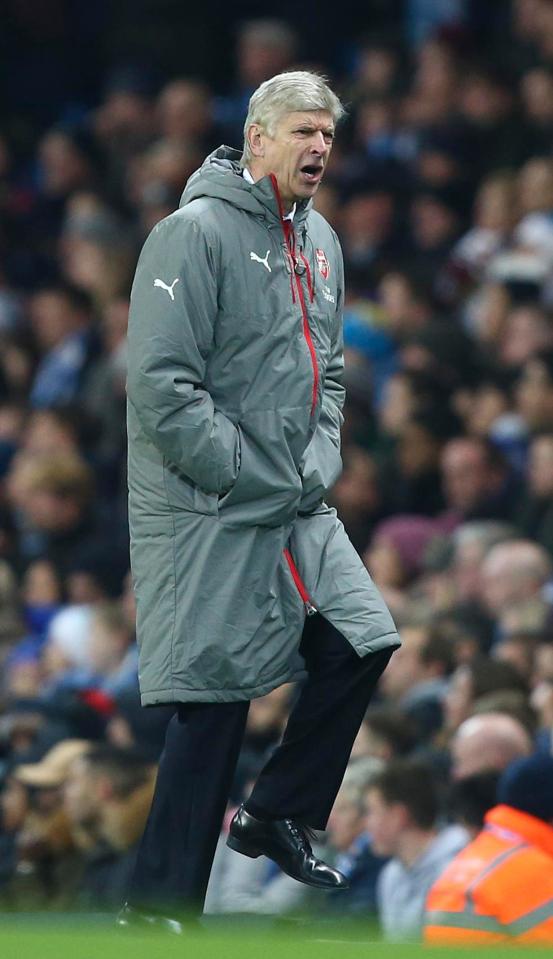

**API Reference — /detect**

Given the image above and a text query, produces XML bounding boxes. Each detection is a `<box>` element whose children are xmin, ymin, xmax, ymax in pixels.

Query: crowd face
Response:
<box><xmin>441</xmin><ymin>440</ymin><xmax>497</xmax><ymax>515</ymax></box>
<box><xmin>379</xmin><ymin>628</ymin><xmax>427</xmax><ymax>699</ymax></box>
<box><xmin>248</xmin><ymin>110</ymin><xmax>334</xmax><ymax>209</ymax></box>
<box><xmin>327</xmin><ymin>793</ymin><xmax>365</xmax><ymax>852</ymax></box>
<box><xmin>364</xmin><ymin>787</ymin><xmax>405</xmax><ymax>857</ymax></box>
<box><xmin>517</xmin><ymin>358</ymin><xmax>553</xmax><ymax>429</ymax></box>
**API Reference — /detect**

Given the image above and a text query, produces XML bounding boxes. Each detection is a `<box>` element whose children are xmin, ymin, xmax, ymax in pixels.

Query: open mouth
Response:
<box><xmin>300</xmin><ymin>164</ymin><xmax>324</xmax><ymax>183</ymax></box>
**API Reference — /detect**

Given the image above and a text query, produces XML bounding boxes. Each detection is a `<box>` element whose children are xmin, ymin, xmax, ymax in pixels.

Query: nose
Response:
<box><xmin>310</xmin><ymin>131</ymin><xmax>329</xmax><ymax>156</ymax></box>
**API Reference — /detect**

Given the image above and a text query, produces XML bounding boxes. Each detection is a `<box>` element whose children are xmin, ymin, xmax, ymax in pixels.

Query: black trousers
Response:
<box><xmin>127</xmin><ymin>618</ymin><xmax>393</xmax><ymax>915</ymax></box>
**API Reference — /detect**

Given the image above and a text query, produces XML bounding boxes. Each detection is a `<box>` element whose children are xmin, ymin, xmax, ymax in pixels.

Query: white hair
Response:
<box><xmin>241</xmin><ymin>70</ymin><xmax>346</xmax><ymax>168</ymax></box>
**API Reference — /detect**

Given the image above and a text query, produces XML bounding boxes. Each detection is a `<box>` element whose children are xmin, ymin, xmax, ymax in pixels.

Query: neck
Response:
<box><xmin>247</xmin><ymin>163</ymin><xmax>295</xmax><ymax>215</ymax></box>
<box><xmin>396</xmin><ymin>827</ymin><xmax>437</xmax><ymax>868</ymax></box>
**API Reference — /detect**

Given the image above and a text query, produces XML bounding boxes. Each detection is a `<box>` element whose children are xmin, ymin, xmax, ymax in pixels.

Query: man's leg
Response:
<box><xmin>127</xmin><ymin>700</ymin><xmax>250</xmax><ymax>916</ymax></box>
<box><xmin>246</xmin><ymin>617</ymin><xmax>394</xmax><ymax>829</ymax></box>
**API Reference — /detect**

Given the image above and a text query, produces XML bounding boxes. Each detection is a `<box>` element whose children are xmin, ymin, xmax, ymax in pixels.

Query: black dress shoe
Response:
<box><xmin>115</xmin><ymin>902</ymin><xmax>200</xmax><ymax>935</ymax></box>
<box><xmin>226</xmin><ymin>805</ymin><xmax>349</xmax><ymax>890</ymax></box>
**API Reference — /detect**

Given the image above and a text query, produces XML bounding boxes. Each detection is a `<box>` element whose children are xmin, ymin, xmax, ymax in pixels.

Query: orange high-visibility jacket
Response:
<box><xmin>424</xmin><ymin>804</ymin><xmax>553</xmax><ymax>944</ymax></box>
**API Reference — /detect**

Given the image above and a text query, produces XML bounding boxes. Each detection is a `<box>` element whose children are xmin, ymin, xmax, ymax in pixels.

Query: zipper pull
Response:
<box><xmin>305</xmin><ymin>601</ymin><xmax>317</xmax><ymax>616</ymax></box>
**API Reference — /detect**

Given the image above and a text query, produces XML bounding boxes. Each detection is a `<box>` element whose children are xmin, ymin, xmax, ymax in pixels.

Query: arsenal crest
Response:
<box><xmin>316</xmin><ymin>248</ymin><xmax>330</xmax><ymax>280</ymax></box>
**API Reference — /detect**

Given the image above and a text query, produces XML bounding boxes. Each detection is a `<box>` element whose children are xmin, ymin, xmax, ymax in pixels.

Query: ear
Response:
<box><xmin>247</xmin><ymin>123</ymin><xmax>265</xmax><ymax>158</ymax></box>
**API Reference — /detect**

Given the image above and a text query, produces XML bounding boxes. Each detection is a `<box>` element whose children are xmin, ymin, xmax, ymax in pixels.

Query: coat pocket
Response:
<box><xmin>163</xmin><ymin>458</ymin><xmax>219</xmax><ymax>515</ymax></box>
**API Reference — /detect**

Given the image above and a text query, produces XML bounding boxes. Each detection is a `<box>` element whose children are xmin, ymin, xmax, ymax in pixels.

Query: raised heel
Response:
<box><xmin>226</xmin><ymin>833</ymin><xmax>262</xmax><ymax>858</ymax></box>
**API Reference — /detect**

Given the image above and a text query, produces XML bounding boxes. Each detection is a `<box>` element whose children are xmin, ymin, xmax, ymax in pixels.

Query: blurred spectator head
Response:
<box><xmin>42</xmin><ymin>604</ymin><xmax>94</xmax><ymax>676</ymax></box>
<box><xmin>9</xmin><ymin>453</ymin><xmax>94</xmax><ymax>533</ymax></box>
<box><xmin>354</xmin><ymin>707</ymin><xmax>418</xmax><ymax>762</ymax></box>
<box><xmin>380</xmin><ymin>624</ymin><xmax>453</xmax><ymax>700</ymax></box>
<box><xmin>21</xmin><ymin>409</ymin><xmax>80</xmax><ymax>457</ymax></box>
<box><xmin>445</xmin><ymin>656</ymin><xmax>530</xmax><ymax>731</ymax></box>
<box><xmin>157</xmin><ymin>78</ymin><xmax>213</xmax><ymax>144</ymax></box>
<box><xmin>517</xmin><ymin>157</ymin><xmax>553</xmax><ymax>216</ymax></box>
<box><xmin>341</xmin><ymin>189</ymin><xmax>395</xmax><ymax>261</ymax></box>
<box><xmin>366</xmin><ymin>516</ymin><xmax>442</xmax><ymax>588</ymax></box>
<box><xmin>378</xmin><ymin>270</ymin><xmax>434</xmax><ymax>338</ymax></box>
<box><xmin>440</xmin><ymin>437</ymin><xmax>508</xmax><ymax>516</ymax></box>
<box><xmin>28</xmin><ymin>284</ymin><xmax>93</xmax><ymax>353</ymax></box>
<box><xmin>521</xmin><ymin>66</ymin><xmax>553</xmax><ymax>125</ymax></box>
<box><xmin>237</xmin><ymin>19</ymin><xmax>298</xmax><ymax>88</ymax></box>
<box><xmin>379</xmin><ymin>370</ymin><xmax>447</xmax><ymax>438</ymax></box>
<box><xmin>458</xmin><ymin>68</ymin><xmax>512</xmax><ymax>125</ymax></box>
<box><xmin>474</xmin><ymin>171</ymin><xmax>517</xmax><ymax>232</ymax></box>
<box><xmin>480</xmin><ymin>539</ymin><xmax>552</xmax><ymax>615</ymax></box>
<box><xmin>497</xmin><ymin>752</ymin><xmax>553</xmax><ymax>822</ymax></box>
<box><xmin>410</xmin><ymin>191</ymin><xmax>461</xmax><ymax>251</ymax></box>
<box><xmin>451</xmin><ymin>521</ymin><xmax>516</xmax><ymax>602</ymax></box>
<box><xmin>450</xmin><ymin>713</ymin><xmax>532</xmax><ymax>780</ymax></box>
<box><xmin>364</xmin><ymin>759</ymin><xmax>439</xmax><ymax>857</ymax></box>
<box><xmin>517</xmin><ymin>350</ymin><xmax>553</xmax><ymax>430</ymax></box>
<box><xmin>499</xmin><ymin>304</ymin><xmax>553</xmax><ymax>369</ymax></box>
<box><xmin>87</xmin><ymin>602</ymin><xmax>133</xmax><ymax>677</ymax></box>
<box><xmin>94</xmin><ymin>66</ymin><xmax>156</xmax><ymax>147</ymax></box>
<box><xmin>527</xmin><ymin>432</ymin><xmax>553</xmax><ymax>497</ymax></box>
<box><xmin>530</xmin><ymin>640</ymin><xmax>553</xmax><ymax>731</ymax></box>
<box><xmin>354</xmin><ymin>39</ymin><xmax>400</xmax><ymax>97</ymax></box>
<box><xmin>63</xmin><ymin>745</ymin><xmax>153</xmax><ymax>850</ymax></box>
<box><xmin>38</xmin><ymin>128</ymin><xmax>99</xmax><ymax>199</ymax></box>
<box><xmin>327</xmin><ymin>780</ymin><xmax>370</xmax><ymax>853</ymax></box>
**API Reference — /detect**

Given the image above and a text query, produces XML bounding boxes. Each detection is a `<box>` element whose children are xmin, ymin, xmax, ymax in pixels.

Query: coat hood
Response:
<box><xmin>180</xmin><ymin>145</ymin><xmax>312</xmax><ymax>228</ymax></box>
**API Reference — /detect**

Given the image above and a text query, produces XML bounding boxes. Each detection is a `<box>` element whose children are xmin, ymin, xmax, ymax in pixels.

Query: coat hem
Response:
<box><xmin>352</xmin><ymin>631</ymin><xmax>401</xmax><ymax>657</ymax></box>
<box><xmin>140</xmin><ymin>663</ymin><xmax>307</xmax><ymax>706</ymax></box>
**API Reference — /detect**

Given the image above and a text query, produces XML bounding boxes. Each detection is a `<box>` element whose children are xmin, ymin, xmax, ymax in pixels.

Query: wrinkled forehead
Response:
<box><xmin>275</xmin><ymin>109</ymin><xmax>335</xmax><ymax>133</ymax></box>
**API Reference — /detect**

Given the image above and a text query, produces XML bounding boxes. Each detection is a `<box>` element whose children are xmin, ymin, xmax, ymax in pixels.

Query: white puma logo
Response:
<box><xmin>250</xmin><ymin>250</ymin><xmax>271</xmax><ymax>273</ymax></box>
<box><xmin>154</xmin><ymin>277</ymin><xmax>180</xmax><ymax>300</ymax></box>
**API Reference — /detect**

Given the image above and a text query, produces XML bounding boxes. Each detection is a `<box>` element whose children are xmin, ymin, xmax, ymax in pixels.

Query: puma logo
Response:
<box><xmin>250</xmin><ymin>250</ymin><xmax>271</xmax><ymax>273</ymax></box>
<box><xmin>154</xmin><ymin>277</ymin><xmax>180</xmax><ymax>300</ymax></box>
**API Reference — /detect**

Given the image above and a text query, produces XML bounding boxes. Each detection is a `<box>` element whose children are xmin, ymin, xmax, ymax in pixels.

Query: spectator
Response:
<box><xmin>62</xmin><ymin>745</ymin><xmax>154</xmax><ymax>909</ymax></box>
<box><xmin>440</xmin><ymin>437</ymin><xmax>520</xmax><ymax>523</ymax></box>
<box><xmin>480</xmin><ymin>539</ymin><xmax>552</xmax><ymax>620</ymax></box>
<box><xmin>450</xmin><ymin>713</ymin><xmax>532</xmax><ymax>781</ymax></box>
<box><xmin>425</xmin><ymin>754</ymin><xmax>553</xmax><ymax>944</ymax></box>
<box><xmin>379</xmin><ymin>625</ymin><xmax>454</xmax><ymax>739</ymax></box>
<box><xmin>28</xmin><ymin>284</ymin><xmax>96</xmax><ymax>410</ymax></box>
<box><xmin>365</xmin><ymin>759</ymin><xmax>468</xmax><ymax>941</ymax></box>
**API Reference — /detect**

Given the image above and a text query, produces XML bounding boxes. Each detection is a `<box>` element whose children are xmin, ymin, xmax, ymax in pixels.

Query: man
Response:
<box><xmin>379</xmin><ymin>624</ymin><xmax>454</xmax><ymax>739</ymax></box>
<box><xmin>425</xmin><ymin>754</ymin><xmax>553</xmax><ymax>944</ymax></box>
<box><xmin>480</xmin><ymin>539</ymin><xmax>552</xmax><ymax>618</ymax></box>
<box><xmin>440</xmin><ymin>436</ymin><xmax>519</xmax><ymax>523</ymax></box>
<box><xmin>122</xmin><ymin>71</ymin><xmax>399</xmax><ymax>930</ymax></box>
<box><xmin>365</xmin><ymin>760</ymin><xmax>468</xmax><ymax>941</ymax></box>
<box><xmin>450</xmin><ymin>712</ymin><xmax>532</xmax><ymax>781</ymax></box>
<box><xmin>63</xmin><ymin>746</ymin><xmax>155</xmax><ymax>910</ymax></box>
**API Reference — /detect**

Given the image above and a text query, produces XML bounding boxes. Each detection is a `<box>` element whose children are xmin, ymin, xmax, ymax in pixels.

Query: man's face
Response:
<box><xmin>364</xmin><ymin>787</ymin><xmax>405</xmax><ymax>857</ymax></box>
<box><xmin>441</xmin><ymin>440</ymin><xmax>491</xmax><ymax>513</ymax></box>
<box><xmin>250</xmin><ymin>110</ymin><xmax>334</xmax><ymax>207</ymax></box>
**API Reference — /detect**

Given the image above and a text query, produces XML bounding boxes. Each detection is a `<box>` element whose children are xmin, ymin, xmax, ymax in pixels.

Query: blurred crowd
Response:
<box><xmin>2</xmin><ymin>0</ymin><xmax>553</xmax><ymax>940</ymax></box>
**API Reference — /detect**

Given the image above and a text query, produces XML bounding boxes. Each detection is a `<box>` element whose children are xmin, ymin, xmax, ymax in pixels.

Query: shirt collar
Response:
<box><xmin>243</xmin><ymin>167</ymin><xmax>296</xmax><ymax>221</ymax></box>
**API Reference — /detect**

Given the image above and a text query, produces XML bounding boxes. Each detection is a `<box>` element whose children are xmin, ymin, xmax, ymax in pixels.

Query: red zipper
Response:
<box><xmin>270</xmin><ymin>174</ymin><xmax>319</xmax><ymax>416</ymax></box>
<box><xmin>283</xmin><ymin>548</ymin><xmax>317</xmax><ymax>616</ymax></box>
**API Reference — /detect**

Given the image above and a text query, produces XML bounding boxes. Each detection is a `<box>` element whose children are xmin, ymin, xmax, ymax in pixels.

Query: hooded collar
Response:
<box><xmin>180</xmin><ymin>145</ymin><xmax>311</xmax><ymax>229</ymax></box>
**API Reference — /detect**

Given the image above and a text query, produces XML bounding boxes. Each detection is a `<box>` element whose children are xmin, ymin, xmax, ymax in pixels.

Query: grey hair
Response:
<box><xmin>241</xmin><ymin>70</ymin><xmax>346</xmax><ymax>168</ymax></box>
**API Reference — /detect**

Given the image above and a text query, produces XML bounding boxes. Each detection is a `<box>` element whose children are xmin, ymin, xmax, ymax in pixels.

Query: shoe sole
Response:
<box><xmin>225</xmin><ymin>834</ymin><xmax>349</xmax><ymax>889</ymax></box>
<box><xmin>226</xmin><ymin>834</ymin><xmax>262</xmax><ymax>858</ymax></box>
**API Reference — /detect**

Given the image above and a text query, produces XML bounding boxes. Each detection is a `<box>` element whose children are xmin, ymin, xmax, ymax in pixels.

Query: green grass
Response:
<box><xmin>0</xmin><ymin>917</ymin><xmax>550</xmax><ymax>959</ymax></box>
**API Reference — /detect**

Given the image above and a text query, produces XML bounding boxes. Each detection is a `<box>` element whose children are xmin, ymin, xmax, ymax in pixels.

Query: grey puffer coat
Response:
<box><xmin>126</xmin><ymin>146</ymin><xmax>399</xmax><ymax>705</ymax></box>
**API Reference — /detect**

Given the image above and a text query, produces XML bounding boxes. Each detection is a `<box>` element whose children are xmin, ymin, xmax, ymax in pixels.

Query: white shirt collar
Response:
<box><xmin>243</xmin><ymin>167</ymin><xmax>296</xmax><ymax>221</ymax></box>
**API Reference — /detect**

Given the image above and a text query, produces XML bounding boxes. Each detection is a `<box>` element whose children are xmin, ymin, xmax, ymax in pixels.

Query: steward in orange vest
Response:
<box><xmin>424</xmin><ymin>754</ymin><xmax>553</xmax><ymax>944</ymax></box>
